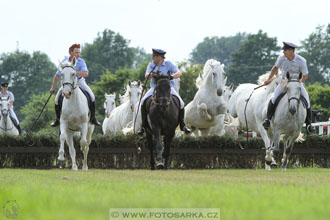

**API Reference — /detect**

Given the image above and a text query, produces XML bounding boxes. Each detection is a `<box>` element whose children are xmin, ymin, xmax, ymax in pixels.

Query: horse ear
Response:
<box><xmin>286</xmin><ymin>72</ymin><xmax>290</xmax><ymax>80</ymax></box>
<box><xmin>105</xmin><ymin>93</ymin><xmax>108</xmax><ymax>97</ymax></box>
<box><xmin>137</xmin><ymin>81</ymin><xmax>141</xmax><ymax>87</ymax></box>
<box><xmin>199</xmin><ymin>71</ymin><xmax>204</xmax><ymax>80</ymax></box>
<box><xmin>223</xmin><ymin>76</ymin><xmax>227</xmax><ymax>85</ymax></box>
<box><xmin>113</xmin><ymin>92</ymin><xmax>116</xmax><ymax>98</ymax></box>
<box><xmin>72</xmin><ymin>57</ymin><xmax>77</xmax><ymax>67</ymax></box>
<box><xmin>299</xmin><ymin>72</ymin><xmax>302</xmax><ymax>80</ymax></box>
<box><xmin>128</xmin><ymin>81</ymin><xmax>131</xmax><ymax>86</ymax></box>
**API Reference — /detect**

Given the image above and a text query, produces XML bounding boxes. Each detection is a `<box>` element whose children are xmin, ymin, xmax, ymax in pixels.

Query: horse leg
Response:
<box><xmin>66</xmin><ymin>132</ymin><xmax>78</xmax><ymax>171</ymax></box>
<box><xmin>257</xmin><ymin>124</ymin><xmax>273</xmax><ymax>170</ymax></box>
<box><xmin>80</xmin><ymin>123</ymin><xmax>89</xmax><ymax>171</ymax></box>
<box><xmin>154</xmin><ymin>129</ymin><xmax>164</xmax><ymax>169</ymax></box>
<box><xmin>146</xmin><ymin>132</ymin><xmax>155</xmax><ymax>170</ymax></box>
<box><xmin>163</xmin><ymin>133</ymin><xmax>174</xmax><ymax>169</ymax></box>
<box><xmin>282</xmin><ymin>138</ymin><xmax>295</xmax><ymax>171</ymax></box>
<box><xmin>58</xmin><ymin>125</ymin><xmax>66</xmax><ymax>167</ymax></box>
<box><xmin>273</xmin><ymin>130</ymin><xmax>281</xmax><ymax>153</ymax></box>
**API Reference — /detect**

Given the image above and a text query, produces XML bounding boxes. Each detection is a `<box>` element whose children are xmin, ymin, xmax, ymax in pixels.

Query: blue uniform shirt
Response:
<box><xmin>56</xmin><ymin>57</ymin><xmax>88</xmax><ymax>79</ymax></box>
<box><xmin>147</xmin><ymin>61</ymin><xmax>178</xmax><ymax>88</ymax></box>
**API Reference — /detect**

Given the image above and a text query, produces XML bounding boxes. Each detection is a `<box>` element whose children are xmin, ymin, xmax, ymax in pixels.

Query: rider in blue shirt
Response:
<box><xmin>49</xmin><ymin>43</ymin><xmax>101</xmax><ymax>126</ymax></box>
<box><xmin>137</xmin><ymin>49</ymin><xmax>191</xmax><ymax>135</ymax></box>
<box><xmin>262</xmin><ymin>42</ymin><xmax>314</xmax><ymax>133</ymax></box>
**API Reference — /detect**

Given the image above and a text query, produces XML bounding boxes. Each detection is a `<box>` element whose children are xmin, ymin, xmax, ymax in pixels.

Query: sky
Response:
<box><xmin>1</xmin><ymin>0</ymin><xmax>330</xmax><ymax>65</ymax></box>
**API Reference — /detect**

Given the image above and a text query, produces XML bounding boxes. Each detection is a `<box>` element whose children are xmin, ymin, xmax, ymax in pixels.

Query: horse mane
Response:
<box><xmin>257</xmin><ymin>71</ymin><xmax>281</xmax><ymax>93</ymax></box>
<box><xmin>195</xmin><ymin>59</ymin><xmax>223</xmax><ymax>88</ymax></box>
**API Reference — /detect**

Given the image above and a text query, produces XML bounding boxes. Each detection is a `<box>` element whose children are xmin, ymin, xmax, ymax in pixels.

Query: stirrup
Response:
<box><xmin>91</xmin><ymin>118</ymin><xmax>101</xmax><ymax>126</ymax></box>
<box><xmin>137</xmin><ymin>128</ymin><xmax>145</xmax><ymax>136</ymax></box>
<box><xmin>306</xmin><ymin>124</ymin><xmax>315</xmax><ymax>134</ymax></box>
<box><xmin>50</xmin><ymin>119</ymin><xmax>60</xmax><ymax>127</ymax></box>
<box><xmin>183</xmin><ymin>126</ymin><xmax>191</xmax><ymax>134</ymax></box>
<box><xmin>263</xmin><ymin>119</ymin><xmax>270</xmax><ymax>130</ymax></box>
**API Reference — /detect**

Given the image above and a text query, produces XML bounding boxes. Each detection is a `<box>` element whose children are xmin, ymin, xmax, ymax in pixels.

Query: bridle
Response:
<box><xmin>61</xmin><ymin>65</ymin><xmax>77</xmax><ymax>91</ymax></box>
<box><xmin>287</xmin><ymin>78</ymin><xmax>301</xmax><ymax>104</ymax></box>
<box><xmin>152</xmin><ymin>78</ymin><xmax>171</xmax><ymax>107</ymax></box>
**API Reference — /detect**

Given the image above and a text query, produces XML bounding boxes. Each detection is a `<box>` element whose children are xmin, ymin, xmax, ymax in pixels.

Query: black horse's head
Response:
<box><xmin>152</xmin><ymin>71</ymin><xmax>172</xmax><ymax>112</ymax></box>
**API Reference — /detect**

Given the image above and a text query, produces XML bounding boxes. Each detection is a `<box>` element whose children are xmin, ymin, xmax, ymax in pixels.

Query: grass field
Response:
<box><xmin>0</xmin><ymin>168</ymin><xmax>329</xmax><ymax>220</ymax></box>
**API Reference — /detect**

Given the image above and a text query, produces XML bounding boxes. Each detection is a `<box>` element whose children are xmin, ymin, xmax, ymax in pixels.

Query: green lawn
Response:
<box><xmin>0</xmin><ymin>168</ymin><xmax>329</xmax><ymax>220</ymax></box>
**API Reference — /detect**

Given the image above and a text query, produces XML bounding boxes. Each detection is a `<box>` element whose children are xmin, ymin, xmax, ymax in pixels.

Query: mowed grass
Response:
<box><xmin>0</xmin><ymin>168</ymin><xmax>329</xmax><ymax>220</ymax></box>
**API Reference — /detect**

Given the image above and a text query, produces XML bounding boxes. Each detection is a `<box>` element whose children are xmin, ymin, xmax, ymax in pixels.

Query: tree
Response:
<box><xmin>305</xmin><ymin>83</ymin><xmax>330</xmax><ymax>121</ymax></box>
<box><xmin>177</xmin><ymin>62</ymin><xmax>202</xmax><ymax>104</ymax></box>
<box><xmin>81</xmin><ymin>29</ymin><xmax>135</xmax><ymax>83</ymax></box>
<box><xmin>190</xmin><ymin>33</ymin><xmax>247</xmax><ymax>66</ymax></box>
<box><xmin>226</xmin><ymin>30</ymin><xmax>280</xmax><ymax>85</ymax></box>
<box><xmin>0</xmin><ymin>50</ymin><xmax>56</xmax><ymax>121</ymax></box>
<box><xmin>300</xmin><ymin>24</ymin><xmax>330</xmax><ymax>84</ymax></box>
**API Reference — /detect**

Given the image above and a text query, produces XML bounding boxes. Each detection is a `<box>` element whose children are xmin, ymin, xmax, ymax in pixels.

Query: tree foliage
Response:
<box><xmin>0</xmin><ymin>50</ymin><xmax>56</xmax><ymax>121</ymax></box>
<box><xmin>190</xmin><ymin>33</ymin><xmax>247</xmax><ymax>66</ymax></box>
<box><xmin>305</xmin><ymin>83</ymin><xmax>330</xmax><ymax>121</ymax></box>
<box><xmin>226</xmin><ymin>30</ymin><xmax>280</xmax><ymax>85</ymax></box>
<box><xmin>300</xmin><ymin>24</ymin><xmax>330</xmax><ymax>84</ymax></box>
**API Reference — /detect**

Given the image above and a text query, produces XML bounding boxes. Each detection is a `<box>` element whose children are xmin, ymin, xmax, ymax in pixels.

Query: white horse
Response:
<box><xmin>102</xmin><ymin>93</ymin><xmax>116</xmax><ymax>134</ymax></box>
<box><xmin>184</xmin><ymin>59</ymin><xmax>227</xmax><ymax>136</ymax></box>
<box><xmin>209</xmin><ymin>84</ymin><xmax>234</xmax><ymax>136</ymax></box>
<box><xmin>0</xmin><ymin>97</ymin><xmax>19</xmax><ymax>136</ymax></box>
<box><xmin>270</xmin><ymin>72</ymin><xmax>306</xmax><ymax>171</ymax></box>
<box><xmin>104</xmin><ymin>81</ymin><xmax>141</xmax><ymax>134</ymax></box>
<box><xmin>119</xmin><ymin>94</ymin><xmax>126</xmax><ymax>105</ymax></box>
<box><xmin>57</xmin><ymin>58</ymin><xmax>94</xmax><ymax>171</ymax></box>
<box><xmin>228</xmin><ymin>72</ymin><xmax>281</xmax><ymax>170</ymax></box>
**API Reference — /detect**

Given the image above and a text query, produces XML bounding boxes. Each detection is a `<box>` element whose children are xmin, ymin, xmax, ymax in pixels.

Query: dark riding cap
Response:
<box><xmin>282</xmin><ymin>41</ymin><xmax>298</xmax><ymax>50</ymax></box>
<box><xmin>152</xmin><ymin>48</ymin><xmax>166</xmax><ymax>57</ymax></box>
<box><xmin>1</xmin><ymin>82</ymin><xmax>8</xmax><ymax>88</ymax></box>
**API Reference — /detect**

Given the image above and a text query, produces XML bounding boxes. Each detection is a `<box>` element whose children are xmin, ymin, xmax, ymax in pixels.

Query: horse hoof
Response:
<box><xmin>156</xmin><ymin>162</ymin><xmax>164</xmax><ymax>169</ymax></box>
<box><xmin>265</xmin><ymin>165</ymin><xmax>271</xmax><ymax>171</ymax></box>
<box><xmin>282</xmin><ymin>167</ymin><xmax>287</xmax><ymax>172</ymax></box>
<box><xmin>82</xmin><ymin>166</ymin><xmax>88</xmax><ymax>171</ymax></box>
<box><xmin>271</xmin><ymin>162</ymin><xmax>277</xmax><ymax>168</ymax></box>
<box><xmin>57</xmin><ymin>159</ymin><xmax>66</xmax><ymax>169</ymax></box>
<box><xmin>72</xmin><ymin>165</ymin><xmax>78</xmax><ymax>171</ymax></box>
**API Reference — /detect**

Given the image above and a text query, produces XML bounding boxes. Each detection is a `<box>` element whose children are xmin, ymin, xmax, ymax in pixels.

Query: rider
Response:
<box><xmin>262</xmin><ymin>41</ymin><xmax>315</xmax><ymax>133</ymax></box>
<box><xmin>137</xmin><ymin>48</ymin><xmax>191</xmax><ymax>135</ymax></box>
<box><xmin>49</xmin><ymin>43</ymin><xmax>101</xmax><ymax>126</ymax></box>
<box><xmin>0</xmin><ymin>82</ymin><xmax>22</xmax><ymax>134</ymax></box>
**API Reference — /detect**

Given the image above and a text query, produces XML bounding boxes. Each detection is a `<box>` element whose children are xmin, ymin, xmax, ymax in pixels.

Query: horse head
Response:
<box><xmin>0</xmin><ymin>97</ymin><xmax>9</xmax><ymax>118</ymax></box>
<box><xmin>199</xmin><ymin>59</ymin><xmax>225</xmax><ymax>96</ymax></box>
<box><xmin>60</xmin><ymin>57</ymin><xmax>78</xmax><ymax>99</ymax></box>
<box><xmin>104</xmin><ymin>93</ymin><xmax>116</xmax><ymax>118</ymax></box>
<box><xmin>286</xmin><ymin>72</ymin><xmax>302</xmax><ymax>115</ymax></box>
<box><xmin>153</xmin><ymin>71</ymin><xmax>171</xmax><ymax>112</ymax></box>
<box><xmin>126</xmin><ymin>81</ymin><xmax>141</xmax><ymax>112</ymax></box>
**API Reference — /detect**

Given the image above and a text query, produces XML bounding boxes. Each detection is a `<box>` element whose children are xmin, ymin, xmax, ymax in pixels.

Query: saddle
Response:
<box><xmin>273</xmin><ymin>92</ymin><xmax>308</xmax><ymax>109</ymax></box>
<box><xmin>145</xmin><ymin>94</ymin><xmax>180</xmax><ymax>113</ymax></box>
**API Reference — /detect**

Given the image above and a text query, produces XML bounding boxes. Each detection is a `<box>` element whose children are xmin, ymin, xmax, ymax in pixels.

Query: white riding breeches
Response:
<box><xmin>141</xmin><ymin>87</ymin><xmax>185</xmax><ymax>109</ymax></box>
<box><xmin>271</xmin><ymin>84</ymin><xmax>310</xmax><ymax>108</ymax></box>
<box><xmin>55</xmin><ymin>78</ymin><xmax>95</xmax><ymax>105</ymax></box>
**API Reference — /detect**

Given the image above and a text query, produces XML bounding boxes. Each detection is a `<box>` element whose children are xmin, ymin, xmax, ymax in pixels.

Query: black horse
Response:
<box><xmin>144</xmin><ymin>71</ymin><xmax>180</xmax><ymax>170</ymax></box>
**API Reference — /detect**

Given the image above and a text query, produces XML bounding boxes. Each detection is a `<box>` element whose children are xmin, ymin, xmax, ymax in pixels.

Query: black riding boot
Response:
<box><xmin>90</xmin><ymin>101</ymin><xmax>101</xmax><ymax>126</ymax></box>
<box><xmin>17</xmin><ymin>124</ymin><xmax>22</xmax><ymax>135</ymax></box>
<box><xmin>262</xmin><ymin>101</ymin><xmax>276</xmax><ymax>130</ymax></box>
<box><xmin>50</xmin><ymin>104</ymin><xmax>61</xmax><ymax>127</ymax></box>
<box><xmin>179</xmin><ymin>108</ymin><xmax>191</xmax><ymax>134</ymax></box>
<box><xmin>305</xmin><ymin>108</ymin><xmax>315</xmax><ymax>134</ymax></box>
<box><xmin>137</xmin><ymin>102</ymin><xmax>148</xmax><ymax>136</ymax></box>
